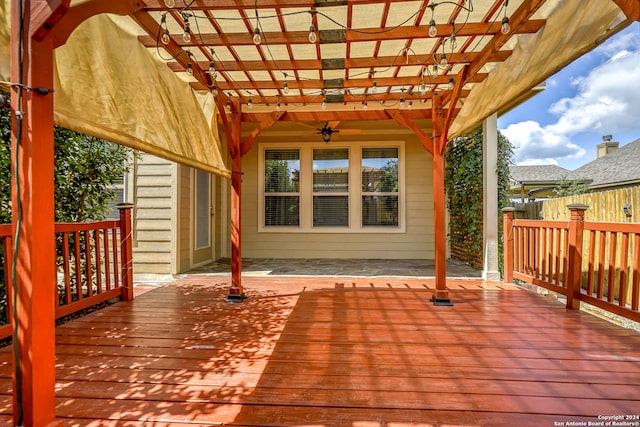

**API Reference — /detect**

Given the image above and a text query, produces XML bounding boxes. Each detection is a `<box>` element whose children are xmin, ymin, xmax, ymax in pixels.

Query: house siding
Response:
<box><xmin>130</xmin><ymin>153</ymin><xmax>177</xmax><ymax>275</ymax></box>
<box><xmin>241</xmin><ymin>135</ymin><xmax>434</xmax><ymax>259</ymax></box>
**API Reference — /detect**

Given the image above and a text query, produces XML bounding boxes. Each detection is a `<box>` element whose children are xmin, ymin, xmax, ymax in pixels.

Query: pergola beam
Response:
<box><xmin>138</xmin><ymin>20</ymin><xmax>544</xmax><ymax>47</ymax></box>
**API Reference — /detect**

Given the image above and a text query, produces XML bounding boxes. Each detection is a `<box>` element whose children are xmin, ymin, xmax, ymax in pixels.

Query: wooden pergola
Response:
<box><xmin>7</xmin><ymin>0</ymin><xmax>640</xmax><ymax>425</ymax></box>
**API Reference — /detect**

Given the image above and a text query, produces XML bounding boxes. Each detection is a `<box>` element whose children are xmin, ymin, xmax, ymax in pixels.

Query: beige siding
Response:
<box><xmin>241</xmin><ymin>135</ymin><xmax>434</xmax><ymax>259</ymax></box>
<box><xmin>131</xmin><ymin>153</ymin><xmax>177</xmax><ymax>275</ymax></box>
<box><xmin>177</xmin><ymin>164</ymin><xmax>193</xmax><ymax>272</ymax></box>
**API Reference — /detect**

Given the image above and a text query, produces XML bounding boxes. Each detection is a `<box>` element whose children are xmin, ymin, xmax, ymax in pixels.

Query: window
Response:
<box><xmin>362</xmin><ymin>148</ymin><xmax>399</xmax><ymax>226</ymax></box>
<box><xmin>264</xmin><ymin>149</ymin><xmax>300</xmax><ymax>226</ymax></box>
<box><xmin>313</xmin><ymin>148</ymin><xmax>349</xmax><ymax>227</ymax></box>
<box><xmin>259</xmin><ymin>142</ymin><xmax>403</xmax><ymax>233</ymax></box>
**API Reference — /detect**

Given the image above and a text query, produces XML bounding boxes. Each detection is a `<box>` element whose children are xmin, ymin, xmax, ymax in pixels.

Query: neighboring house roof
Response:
<box><xmin>509</xmin><ymin>165</ymin><xmax>571</xmax><ymax>186</ymax></box>
<box><xmin>567</xmin><ymin>138</ymin><xmax>640</xmax><ymax>189</ymax></box>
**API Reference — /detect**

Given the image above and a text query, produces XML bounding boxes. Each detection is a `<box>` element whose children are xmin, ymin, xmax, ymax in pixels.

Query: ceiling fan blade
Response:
<box><xmin>327</xmin><ymin>120</ymin><xmax>341</xmax><ymax>130</ymax></box>
<box><xmin>338</xmin><ymin>129</ymin><xmax>362</xmax><ymax>135</ymax></box>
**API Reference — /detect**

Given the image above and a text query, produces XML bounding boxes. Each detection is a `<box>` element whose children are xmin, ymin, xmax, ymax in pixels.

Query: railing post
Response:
<box><xmin>117</xmin><ymin>203</ymin><xmax>134</xmax><ymax>301</ymax></box>
<box><xmin>566</xmin><ymin>204</ymin><xmax>589</xmax><ymax>310</ymax></box>
<box><xmin>502</xmin><ymin>207</ymin><xmax>516</xmax><ymax>283</ymax></box>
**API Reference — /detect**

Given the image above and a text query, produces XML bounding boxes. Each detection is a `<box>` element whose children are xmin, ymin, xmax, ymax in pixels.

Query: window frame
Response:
<box><xmin>258</xmin><ymin>141</ymin><xmax>405</xmax><ymax>234</ymax></box>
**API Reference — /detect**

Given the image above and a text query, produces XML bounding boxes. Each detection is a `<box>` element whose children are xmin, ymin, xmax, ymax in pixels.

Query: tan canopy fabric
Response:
<box><xmin>449</xmin><ymin>1</ymin><xmax>627</xmax><ymax>138</ymax></box>
<box><xmin>0</xmin><ymin>0</ymin><xmax>633</xmax><ymax>172</ymax></box>
<box><xmin>0</xmin><ymin>6</ymin><xmax>229</xmax><ymax>178</ymax></box>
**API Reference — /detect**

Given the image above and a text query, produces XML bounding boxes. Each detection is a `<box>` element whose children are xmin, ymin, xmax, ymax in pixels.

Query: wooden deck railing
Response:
<box><xmin>503</xmin><ymin>204</ymin><xmax>640</xmax><ymax>323</ymax></box>
<box><xmin>0</xmin><ymin>204</ymin><xmax>134</xmax><ymax>340</ymax></box>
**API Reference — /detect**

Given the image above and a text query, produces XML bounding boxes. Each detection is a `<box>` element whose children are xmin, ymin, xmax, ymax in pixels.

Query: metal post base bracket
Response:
<box><xmin>431</xmin><ymin>295</ymin><xmax>454</xmax><ymax>306</ymax></box>
<box><xmin>225</xmin><ymin>293</ymin><xmax>247</xmax><ymax>303</ymax></box>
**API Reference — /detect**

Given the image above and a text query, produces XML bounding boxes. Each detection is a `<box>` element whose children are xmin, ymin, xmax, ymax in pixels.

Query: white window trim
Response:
<box><xmin>258</xmin><ymin>141</ymin><xmax>405</xmax><ymax>234</ymax></box>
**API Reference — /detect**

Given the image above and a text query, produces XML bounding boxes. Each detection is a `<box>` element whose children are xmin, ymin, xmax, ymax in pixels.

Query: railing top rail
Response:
<box><xmin>55</xmin><ymin>220</ymin><xmax>120</xmax><ymax>232</ymax></box>
<box><xmin>512</xmin><ymin>219</ymin><xmax>570</xmax><ymax>229</ymax></box>
<box><xmin>584</xmin><ymin>221</ymin><xmax>640</xmax><ymax>233</ymax></box>
<box><xmin>0</xmin><ymin>224</ymin><xmax>11</xmax><ymax>237</ymax></box>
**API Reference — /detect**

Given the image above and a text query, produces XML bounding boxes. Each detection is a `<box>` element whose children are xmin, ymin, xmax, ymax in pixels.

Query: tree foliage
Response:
<box><xmin>0</xmin><ymin>105</ymin><xmax>134</xmax><ymax>223</ymax></box>
<box><xmin>444</xmin><ymin>125</ymin><xmax>513</xmax><ymax>273</ymax></box>
<box><xmin>553</xmin><ymin>176</ymin><xmax>590</xmax><ymax>198</ymax></box>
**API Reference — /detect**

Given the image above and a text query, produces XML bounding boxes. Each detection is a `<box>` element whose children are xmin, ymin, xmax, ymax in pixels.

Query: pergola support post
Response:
<box><xmin>482</xmin><ymin>113</ymin><xmax>500</xmax><ymax>281</ymax></box>
<box><xmin>227</xmin><ymin>103</ymin><xmax>246</xmax><ymax>303</ymax></box>
<box><xmin>430</xmin><ymin>94</ymin><xmax>452</xmax><ymax>306</ymax></box>
<box><xmin>118</xmin><ymin>203</ymin><xmax>135</xmax><ymax>301</ymax></box>
<box><xmin>10</xmin><ymin>1</ymin><xmax>64</xmax><ymax>425</ymax></box>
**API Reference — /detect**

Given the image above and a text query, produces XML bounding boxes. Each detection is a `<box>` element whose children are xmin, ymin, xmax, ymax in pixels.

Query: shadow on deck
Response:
<box><xmin>0</xmin><ymin>276</ymin><xmax>639</xmax><ymax>426</ymax></box>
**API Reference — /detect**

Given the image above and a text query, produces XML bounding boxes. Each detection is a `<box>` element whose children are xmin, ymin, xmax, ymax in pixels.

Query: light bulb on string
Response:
<box><xmin>450</xmin><ymin>22</ymin><xmax>457</xmax><ymax>49</ymax></box>
<box><xmin>321</xmin><ymin>97</ymin><xmax>327</xmax><ymax>110</ymax></box>
<box><xmin>183</xmin><ymin>23</ymin><xmax>192</xmax><ymax>43</ymax></box>
<box><xmin>432</xmin><ymin>64</ymin><xmax>438</xmax><ymax>77</ymax></box>
<box><xmin>247</xmin><ymin>98</ymin><xmax>253</xmax><ymax>109</ymax></box>
<box><xmin>501</xmin><ymin>16</ymin><xmax>511</xmax><ymax>34</ymax></box>
<box><xmin>186</xmin><ymin>62</ymin><xmax>193</xmax><ymax>76</ymax></box>
<box><xmin>161</xmin><ymin>28</ymin><xmax>170</xmax><ymax>45</ymax></box>
<box><xmin>276</xmin><ymin>100</ymin><xmax>281</xmax><ymax>112</ymax></box>
<box><xmin>371</xmin><ymin>80</ymin><xmax>377</xmax><ymax>93</ymax></box>
<box><xmin>428</xmin><ymin>19</ymin><xmax>437</xmax><ymax>37</ymax></box>
<box><xmin>208</xmin><ymin>61</ymin><xmax>217</xmax><ymax>79</ymax></box>
<box><xmin>253</xmin><ymin>27</ymin><xmax>261</xmax><ymax>45</ymax></box>
<box><xmin>283</xmin><ymin>81</ymin><xmax>290</xmax><ymax>94</ymax></box>
<box><xmin>308</xmin><ymin>25</ymin><xmax>317</xmax><ymax>43</ymax></box>
<box><xmin>164</xmin><ymin>0</ymin><xmax>175</xmax><ymax>8</ymax></box>
<box><xmin>408</xmin><ymin>101</ymin><xmax>413</xmax><ymax>110</ymax></box>
<box><xmin>363</xmin><ymin>100</ymin><xmax>368</xmax><ymax>110</ymax></box>
<box><xmin>399</xmin><ymin>95</ymin><xmax>405</xmax><ymax>108</ymax></box>
<box><xmin>211</xmin><ymin>84</ymin><xmax>218</xmax><ymax>97</ymax></box>
<box><xmin>448</xmin><ymin>78</ymin><xmax>454</xmax><ymax>90</ymax></box>
<box><xmin>440</xmin><ymin>53</ymin><xmax>448</xmax><ymax>67</ymax></box>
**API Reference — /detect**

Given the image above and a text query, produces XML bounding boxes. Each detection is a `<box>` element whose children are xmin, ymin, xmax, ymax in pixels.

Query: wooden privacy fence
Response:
<box><xmin>503</xmin><ymin>204</ymin><xmax>640</xmax><ymax>323</ymax></box>
<box><xmin>0</xmin><ymin>204</ymin><xmax>134</xmax><ymax>340</ymax></box>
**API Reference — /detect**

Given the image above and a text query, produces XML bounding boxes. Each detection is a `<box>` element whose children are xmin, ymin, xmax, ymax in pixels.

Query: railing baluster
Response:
<box><xmin>94</xmin><ymin>229</ymin><xmax>102</xmax><ymax>295</ymax></box>
<box><xmin>586</xmin><ymin>230</ymin><xmax>596</xmax><ymax>296</ymax></box>
<box><xmin>619</xmin><ymin>232</ymin><xmax>630</xmax><ymax>307</ymax></box>
<box><xmin>112</xmin><ymin>228</ymin><xmax>119</xmax><ymax>289</ymax></box>
<box><xmin>555</xmin><ymin>228</ymin><xmax>562</xmax><ymax>286</ymax></box>
<box><xmin>104</xmin><ymin>229</ymin><xmax>111</xmax><ymax>291</ymax></box>
<box><xmin>607</xmin><ymin>232</ymin><xmax>617</xmax><ymax>303</ymax></box>
<box><xmin>632</xmin><ymin>233</ymin><xmax>640</xmax><ymax>311</ymax></box>
<box><xmin>597</xmin><ymin>231</ymin><xmax>606</xmax><ymax>300</ymax></box>
<box><xmin>73</xmin><ymin>231</ymin><xmax>82</xmax><ymax>302</ymax></box>
<box><xmin>84</xmin><ymin>230</ymin><xmax>93</xmax><ymax>298</ymax></box>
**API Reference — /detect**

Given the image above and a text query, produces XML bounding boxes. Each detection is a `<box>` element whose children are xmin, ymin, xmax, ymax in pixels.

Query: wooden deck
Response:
<box><xmin>1</xmin><ymin>276</ymin><xmax>639</xmax><ymax>426</ymax></box>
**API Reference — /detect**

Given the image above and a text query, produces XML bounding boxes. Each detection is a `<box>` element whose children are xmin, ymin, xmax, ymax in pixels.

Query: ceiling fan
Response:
<box><xmin>298</xmin><ymin>121</ymin><xmax>362</xmax><ymax>143</ymax></box>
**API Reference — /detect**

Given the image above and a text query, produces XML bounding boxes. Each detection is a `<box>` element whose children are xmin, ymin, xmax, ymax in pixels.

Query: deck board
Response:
<box><xmin>0</xmin><ymin>277</ymin><xmax>639</xmax><ymax>426</ymax></box>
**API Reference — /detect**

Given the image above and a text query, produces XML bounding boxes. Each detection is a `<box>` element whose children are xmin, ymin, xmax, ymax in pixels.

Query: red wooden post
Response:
<box><xmin>502</xmin><ymin>207</ymin><xmax>516</xmax><ymax>283</ymax></box>
<box><xmin>566</xmin><ymin>204</ymin><xmax>589</xmax><ymax>310</ymax></box>
<box><xmin>227</xmin><ymin>103</ymin><xmax>246</xmax><ymax>302</ymax></box>
<box><xmin>117</xmin><ymin>203</ymin><xmax>134</xmax><ymax>301</ymax></box>
<box><xmin>10</xmin><ymin>0</ymin><xmax>65</xmax><ymax>424</ymax></box>
<box><xmin>430</xmin><ymin>94</ymin><xmax>451</xmax><ymax>305</ymax></box>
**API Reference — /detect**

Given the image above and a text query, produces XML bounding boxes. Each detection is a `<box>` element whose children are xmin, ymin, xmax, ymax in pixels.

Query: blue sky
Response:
<box><xmin>498</xmin><ymin>22</ymin><xmax>640</xmax><ymax>171</ymax></box>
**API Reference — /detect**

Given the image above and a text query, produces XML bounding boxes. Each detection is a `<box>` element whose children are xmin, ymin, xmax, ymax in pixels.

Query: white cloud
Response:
<box><xmin>501</xmin><ymin>27</ymin><xmax>640</xmax><ymax>166</ymax></box>
<box><xmin>502</xmin><ymin>121</ymin><xmax>586</xmax><ymax>165</ymax></box>
<box><xmin>548</xmin><ymin>49</ymin><xmax>640</xmax><ymax>136</ymax></box>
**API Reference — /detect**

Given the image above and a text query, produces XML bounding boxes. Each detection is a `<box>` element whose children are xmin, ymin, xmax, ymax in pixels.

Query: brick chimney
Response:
<box><xmin>597</xmin><ymin>135</ymin><xmax>619</xmax><ymax>158</ymax></box>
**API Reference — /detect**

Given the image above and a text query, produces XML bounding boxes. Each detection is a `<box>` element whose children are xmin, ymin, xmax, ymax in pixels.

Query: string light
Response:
<box><xmin>308</xmin><ymin>25</ymin><xmax>317</xmax><ymax>43</ymax></box>
<box><xmin>408</xmin><ymin>100</ymin><xmax>413</xmax><ymax>110</ymax></box>
<box><xmin>371</xmin><ymin>80</ymin><xmax>377</xmax><ymax>93</ymax></box>
<box><xmin>253</xmin><ymin>27</ymin><xmax>261</xmax><ymax>45</ymax></box>
<box><xmin>164</xmin><ymin>0</ymin><xmax>175</xmax><ymax>7</ymax></box>
<box><xmin>501</xmin><ymin>16</ymin><xmax>511</xmax><ymax>34</ymax></box>
<box><xmin>321</xmin><ymin>97</ymin><xmax>327</xmax><ymax>110</ymax></box>
<box><xmin>432</xmin><ymin>64</ymin><xmax>438</xmax><ymax>77</ymax></box>
<box><xmin>448</xmin><ymin>77</ymin><xmax>454</xmax><ymax>90</ymax></box>
<box><xmin>440</xmin><ymin>52</ymin><xmax>448</xmax><ymax>67</ymax></box>
<box><xmin>247</xmin><ymin>97</ymin><xmax>253</xmax><ymax>109</ymax></box>
<box><xmin>183</xmin><ymin>21</ymin><xmax>192</xmax><ymax>43</ymax></box>
<box><xmin>160</xmin><ymin>15</ymin><xmax>170</xmax><ymax>45</ymax></box>
<box><xmin>501</xmin><ymin>0</ymin><xmax>511</xmax><ymax>34</ymax></box>
<box><xmin>211</xmin><ymin>83</ymin><xmax>218</xmax><ymax>96</ymax></box>
<box><xmin>450</xmin><ymin>22</ymin><xmax>457</xmax><ymax>49</ymax></box>
<box><xmin>429</xmin><ymin>19</ymin><xmax>437</xmax><ymax>37</ymax></box>
<box><xmin>399</xmin><ymin>95</ymin><xmax>405</xmax><ymax>108</ymax></box>
<box><xmin>283</xmin><ymin>81</ymin><xmax>290</xmax><ymax>94</ymax></box>
<box><xmin>186</xmin><ymin>62</ymin><xmax>193</xmax><ymax>76</ymax></box>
